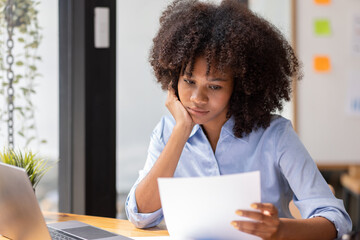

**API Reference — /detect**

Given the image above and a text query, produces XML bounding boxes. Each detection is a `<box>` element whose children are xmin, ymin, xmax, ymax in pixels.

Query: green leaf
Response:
<box><xmin>18</xmin><ymin>37</ymin><xmax>25</xmax><ymax>43</ymax></box>
<box><xmin>16</xmin><ymin>108</ymin><xmax>25</xmax><ymax>117</ymax></box>
<box><xmin>29</xmin><ymin>42</ymin><xmax>38</xmax><ymax>48</ymax></box>
<box><xmin>29</xmin><ymin>65</ymin><xmax>37</xmax><ymax>71</ymax></box>
<box><xmin>33</xmin><ymin>73</ymin><xmax>43</xmax><ymax>78</ymax></box>
<box><xmin>19</xmin><ymin>25</ymin><xmax>27</xmax><ymax>34</ymax></box>
<box><xmin>16</xmin><ymin>61</ymin><xmax>24</xmax><ymax>66</ymax></box>
<box><xmin>0</xmin><ymin>148</ymin><xmax>55</xmax><ymax>189</ymax></box>
<box><xmin>25</xmin><ymin>136</ymin><xmax>36</xmax><ymax>146</ymax></box>
<box><xmin>20</xmin><ymin>87</ymin><xmax>29</xmax><ymax>94</ymax></box>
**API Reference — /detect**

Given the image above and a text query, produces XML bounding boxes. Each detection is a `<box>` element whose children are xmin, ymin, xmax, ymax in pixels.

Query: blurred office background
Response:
<box><xmin>1</xmin><ymin>0</ymin><xmax>359</xmax><ymax>228</ymax></box>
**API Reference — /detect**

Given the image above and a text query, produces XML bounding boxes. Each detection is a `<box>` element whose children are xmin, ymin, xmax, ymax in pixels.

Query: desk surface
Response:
<box><xmin>0</xmin><ymin>212</ymin><xmax>169</xmax><ymax>239</ymax></box>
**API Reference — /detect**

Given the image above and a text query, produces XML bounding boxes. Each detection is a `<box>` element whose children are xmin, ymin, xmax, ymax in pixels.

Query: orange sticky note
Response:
<box><xmin>314</xmin><ymin>56</ymin><xmax>331</xmax><ymax>72</ymax></box>
<box><xmin>314</xmin><ymin>0</ymin><xmax>331</xmax><ymax>5</ymax></box>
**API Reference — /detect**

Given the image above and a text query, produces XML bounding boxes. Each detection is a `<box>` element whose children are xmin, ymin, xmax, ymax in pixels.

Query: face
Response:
<box><xmin>177</xmin><ymin>56</ymin><xmax>234</xmax><ymax>130</ymax></box>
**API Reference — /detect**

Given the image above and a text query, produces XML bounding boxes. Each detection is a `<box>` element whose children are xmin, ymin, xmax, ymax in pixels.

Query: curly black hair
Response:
<box><xmin>149</xmin><ymin>0</ymin><xmax>301</xmax><ymax>138</ymax></box>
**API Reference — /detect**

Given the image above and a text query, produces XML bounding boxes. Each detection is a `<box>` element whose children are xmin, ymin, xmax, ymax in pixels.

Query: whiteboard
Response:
<box><xmin>297</xmin><ymin>0</ymin><xmax>360</xmax><ymax>164</ymax></box>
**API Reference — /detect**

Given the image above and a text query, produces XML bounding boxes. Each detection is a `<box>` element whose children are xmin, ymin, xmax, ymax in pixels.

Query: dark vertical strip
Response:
<box><xmin>59</xmin><ymin>0</ymin><xmax>116</xmax><ymax>217</ymax></box>
<box><xmin>85</xmin><ymin>0</ymin><xmax>117</xmax><ymax>217</ymax></box>
<box><xmin>59</xmin><ymin>0</ymin><xmax>73</xmax><ymax>213</ymax></box>
<box><xmin>72</xmin><ymin>0</ymin><xmax>86</xmax><ymax>214</ymax></box>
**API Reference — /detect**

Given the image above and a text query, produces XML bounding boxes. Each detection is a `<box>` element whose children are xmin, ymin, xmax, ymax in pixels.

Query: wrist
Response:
<box><xmin>174</xmin><ymin>122</ymin><xmax>194</xmax><ymax>136</ymax></box>
<box><xmin>276</xmin><ymin>218</ymin><xmax>285</xmax><ymax>240</ymax></box>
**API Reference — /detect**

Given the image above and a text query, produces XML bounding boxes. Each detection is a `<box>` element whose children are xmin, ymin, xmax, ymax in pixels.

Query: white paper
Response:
<box><xmin>132</xmin><ymin>237</ymin><xmax>170</xmax><ymax>240</ymax></box>
<box><xmin>158</xmin><ymin>171</ymin><xmax>261</xmax><ymax>240</ymax></box>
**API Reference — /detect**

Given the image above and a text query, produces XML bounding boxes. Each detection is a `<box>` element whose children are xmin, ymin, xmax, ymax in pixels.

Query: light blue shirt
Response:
<box><xmin>125</xmin><ymin>115</ymin><xmax>352</xmax><ymax>238</ymax></box>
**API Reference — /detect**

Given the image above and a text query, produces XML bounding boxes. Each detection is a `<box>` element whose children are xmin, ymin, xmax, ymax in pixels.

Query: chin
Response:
<box><xmin>191</xmin><ymin>116</ymin><xmax>208</xmax><ymax>125</ymax></box>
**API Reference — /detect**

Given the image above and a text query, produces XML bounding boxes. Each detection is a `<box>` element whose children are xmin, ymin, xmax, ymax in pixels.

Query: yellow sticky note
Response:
<box><xmin>314</xmin><ymin>0</ymin><xmax>331</xmax><ymax>5</ymax></box>
<box><xmin>314</xmin><ymin>19</ymin><xmax>331</xmax><ymax>36</ymax></box>
<box><xmin>314</xmin><ymin>56</ymin><xmax>331</xmax><ymax>72</ymax></box>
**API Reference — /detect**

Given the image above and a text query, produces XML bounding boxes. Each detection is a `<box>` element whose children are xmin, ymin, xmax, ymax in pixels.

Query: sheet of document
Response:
<box><xmin>158</xmin><ymin>171</ymin><xmax>261</xmax><ymax>240</ymax></box>
<box><xmin>132</xmin><ymin>237</ymin><xmax>170</xmax><ymax>240</ymax></box>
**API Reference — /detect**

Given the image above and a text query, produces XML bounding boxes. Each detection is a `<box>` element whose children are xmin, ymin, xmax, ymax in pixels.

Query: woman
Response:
<box><xmin>125</xmin><ymin>0</ymin><xmax>352</xmax><ymax>239</ymax></box>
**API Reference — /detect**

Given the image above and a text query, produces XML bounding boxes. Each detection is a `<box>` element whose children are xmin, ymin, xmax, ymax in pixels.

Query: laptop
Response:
<box><xmin>0</xmin><ymin>162</ymin><xmax>132</xmax><ymax>240</ymax></box>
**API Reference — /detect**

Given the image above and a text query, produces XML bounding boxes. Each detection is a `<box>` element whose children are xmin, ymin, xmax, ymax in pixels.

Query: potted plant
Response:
<box><xmin>0</xmin><ymin>148</ymin><xmax>52</xmax><ymax>189</ymax></box>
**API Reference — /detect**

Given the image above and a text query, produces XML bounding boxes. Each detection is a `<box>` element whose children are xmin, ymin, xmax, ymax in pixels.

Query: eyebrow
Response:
<box><xmin>184</xmin><ymin>71</ymin><xmax>228</xmax><ymax>82</ymax></box>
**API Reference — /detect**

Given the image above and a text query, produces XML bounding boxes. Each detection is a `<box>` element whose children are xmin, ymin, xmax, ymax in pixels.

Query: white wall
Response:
<box><xmin>116</xmin><ymin>0</ymin><xmax>170</xmax><ymax>192</ymax></box>
<box><xmin>297</xmin><ymin>0</ymin><xmax>360</xmax><ymax>163</ymax></box>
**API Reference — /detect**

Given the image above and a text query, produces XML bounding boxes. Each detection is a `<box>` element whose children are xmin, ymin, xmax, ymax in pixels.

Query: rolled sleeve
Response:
<box><xmin>125</xmin><ymin>183</ymin><xmax>164</xmax><ymax>228</ymax></box>
<box><xmin>277</xmin><ymin>121</ymin><xmax>352</xmax><ymax>238</ymax></box>
<box><xmin>294</xmin><ymin>198</ymin><xmax>352</xmax><ymax>239</ymax></box>
<box><xmin>125</xmin><ymin>117</ymin><xmax>168</xmax><ymax>228</ymax></box>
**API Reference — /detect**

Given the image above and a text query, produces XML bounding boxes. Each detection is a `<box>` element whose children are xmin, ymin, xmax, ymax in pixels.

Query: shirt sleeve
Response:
<box><xmin>276</xmin><ymin>121</ymin><xmax>352</xmax><ymax>239</ymax></box>
<box><xmin>125</xmin><ymin>119</ymin><xmax>166</xmax><ymax>228</ymax></box>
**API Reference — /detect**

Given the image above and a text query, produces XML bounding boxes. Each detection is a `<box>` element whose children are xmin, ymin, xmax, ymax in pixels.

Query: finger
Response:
<box><xmin>167</xmin><ymin>81</ymin><xmax>173</xmax><ymax>90</ymax></box>
<box><xmin>251</xmin><ymin>203</ymin><xmax>278</xmax><ymax>216</ymax></box>
<box><xmin>167</xmin><ymin>84</ymin><xmax>174</xmax><ymax>94</ymax></box>
<box><xmin>231</xmin><ymin>221</ymin><xmax>277</xmax><ymax>238</ymax></box>
<box><xmin>167</xmin><ymin>86</ymin><xmax>177</xmax><ymax>100</ymax></box>
<box><xmin>165</xmin><ymin>87</ymin><xmax>178</xmax><ymax>109</ymax></box>
<box><xmin>235</xmin><ymin>210</ymin><xmax>277</xmax><ymax>225</ymax></box>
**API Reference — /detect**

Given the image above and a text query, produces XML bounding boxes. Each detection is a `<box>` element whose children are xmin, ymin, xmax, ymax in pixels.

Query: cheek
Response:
<box><xmin>211</xmin><ymin>91</ymin><xmax>232</xmax><ymax>108</ymax></box>
<box><xmin>178</xmin><ymin>81</ymin><xmax>191</xmax><ymax>99</ymax></box>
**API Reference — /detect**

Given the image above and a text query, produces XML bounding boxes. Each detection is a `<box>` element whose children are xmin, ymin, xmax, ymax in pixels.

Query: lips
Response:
<box><xmin>187</xmin><ymin>107</ymin><xmax>209</xmax><ymax>116</ymax></box>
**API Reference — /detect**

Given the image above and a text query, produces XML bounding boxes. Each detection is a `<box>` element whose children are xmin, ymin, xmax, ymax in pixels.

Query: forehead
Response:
<box><xmin>183</xmin><ymin>56</ymin><xmax>233</xmax><ymax>79</ymax></box>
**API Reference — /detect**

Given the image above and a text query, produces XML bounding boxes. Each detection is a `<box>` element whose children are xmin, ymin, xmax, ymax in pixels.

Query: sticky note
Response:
<box><xmin>314</xmin><ymin>56</ymin><xmax>331</xmax><ymax>72</ymax></box>
<box><xmin>314</xmin><ymin>0</ymin><xmax>331</xmax><ymax>5</ymax></box>
<box><xmin>314</xmin><ymin>19</ymin><xmax>331</xmax><ymax>36</ymax></box>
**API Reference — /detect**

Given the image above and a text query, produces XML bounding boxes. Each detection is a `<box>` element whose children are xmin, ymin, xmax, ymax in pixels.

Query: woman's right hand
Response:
<box><xmin>165</xmin><ymin>86</ymin><xmax>194</xmax><ymax>130</ymax></box>
<box><xmin>136</xmin><ymin>85</ymin><xmax>195</xmax><ymax>214</ymax></box>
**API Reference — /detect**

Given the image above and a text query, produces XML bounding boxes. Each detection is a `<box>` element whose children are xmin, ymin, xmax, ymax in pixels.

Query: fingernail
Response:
<box><xmin>251</xmin><ymin>203</ymin><xmax>258</xmax><ymax>209</ymax></box>
<box><xmin>236</xmin><ymin>210</ymin><xmax>243</xmax><ymax>216</ymax></box>
<box><xmin>264</xmin><ymin>210</ymin><xmax>271</xmax><ymax>216</ymax></box>
<box><xmin>231</xmin><ymin>221</ymin><xmax>237</xmax><ymax>227</ymax></box>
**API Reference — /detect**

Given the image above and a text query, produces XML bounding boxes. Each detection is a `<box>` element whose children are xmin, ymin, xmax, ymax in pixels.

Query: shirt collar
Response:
<box><xmin>189</xmin><ymin>124</ymin><xmax>201</xmax><ymax>138</ymax></box>
<box><xmin>222</xmin><ymin>116</ymin><xmax>250</xmax><ymax>142</ymax></box>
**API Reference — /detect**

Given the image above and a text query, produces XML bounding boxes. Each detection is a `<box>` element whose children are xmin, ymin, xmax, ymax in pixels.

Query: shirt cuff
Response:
<box><xmin>311</xmin><ymin>210</ymin><xmax>352</xmax><ymax>239</ymax></box>
<box><xmin>125</xmin><ymin>186</ymin><xmax>164</xmax><ymax>228</ymax></box>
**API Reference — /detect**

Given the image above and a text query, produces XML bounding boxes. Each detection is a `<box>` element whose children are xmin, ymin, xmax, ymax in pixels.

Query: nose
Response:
<box><xmin>190</xmin><ymin>87</ymin><xmax>208</xmax><ymax>105</ymax></box>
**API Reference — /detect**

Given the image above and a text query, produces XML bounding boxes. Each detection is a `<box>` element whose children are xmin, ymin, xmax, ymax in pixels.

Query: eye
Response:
<box><xmin>209</xmin><ymin>85</ymin><xmax>222</xmax><ymax>90</ymax></box>
<box><xmin>184</xmin><ymin>79</ymin><xmax>195</xmax><ymax>85</ymax></box>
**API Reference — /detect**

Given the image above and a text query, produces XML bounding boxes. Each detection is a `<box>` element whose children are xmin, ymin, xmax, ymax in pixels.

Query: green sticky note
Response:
<box><xmin>314</xmin><ymin>19</ymin><xmax>331</xmax><ymax>36</ymax></box>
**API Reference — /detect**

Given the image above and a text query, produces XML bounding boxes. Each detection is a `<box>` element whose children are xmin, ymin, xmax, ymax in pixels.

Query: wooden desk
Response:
<box><xmin>0</xmin><ymin>212</ymin><xmax>169</xmax><ymax>239</ymax></box>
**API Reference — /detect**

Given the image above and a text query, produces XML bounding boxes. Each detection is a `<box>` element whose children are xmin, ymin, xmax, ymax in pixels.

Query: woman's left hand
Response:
<box><xmin>231</xmin><ymin>203</ymin><xmax>281</xmax><ymax>240</ymax></box>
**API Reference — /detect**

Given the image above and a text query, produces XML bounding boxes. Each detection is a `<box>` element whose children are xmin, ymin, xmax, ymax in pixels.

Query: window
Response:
<box><xmin>0</xmin><ymin>0</ymin><xmax>59</xmax><ymax>212</ymax></box>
